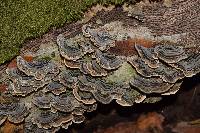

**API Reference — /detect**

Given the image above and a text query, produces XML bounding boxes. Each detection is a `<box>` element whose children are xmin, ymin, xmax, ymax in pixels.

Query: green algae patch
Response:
<box><xmin>35</xmin><ymin>41</ymin><xmax>62</xmax><ymax>63</ymax></box>
<box><xmin>0</xmin><ymin>0</ymin><xmax>125</xmax><ymax>65</ymax></box>
<box><xmin>106</xmin><ymin>62</ymin><xmax>136</xmax><ymax>84</ymax></box>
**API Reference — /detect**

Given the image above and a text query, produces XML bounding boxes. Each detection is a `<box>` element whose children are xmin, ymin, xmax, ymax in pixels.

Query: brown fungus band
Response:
<box><xmin>1</xmin><ymin>12</ymin><xmax>200</xmax><ymax>132</ymax></box>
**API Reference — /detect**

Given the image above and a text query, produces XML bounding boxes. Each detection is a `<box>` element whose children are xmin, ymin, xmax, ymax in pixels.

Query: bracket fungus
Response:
<box><xmin>43</xmin><ymin>81</ymin><xmax>66</xmax><ymax>95</ymax></box>
<box><xmin>17</xmin><ymin>56</ymin><xmax>59</xmax><ymax>80</ymax></box>
<box><xmin>24</xmin><ymin>118</ymin><xmax>61</xmax><ymax>133</ymax></box>
<box><xmin>82</xmin><ymin>24</ymin><xmax>116</xmax><ymax>51</ymax></box>
<box><xmin>95</xmin><ymin>50</ymin><xmax>124</xmax><ymax>70</ymax></box>
<box><xmin>171</xmin><ymin>53</ymin><xmax>200</xmax><ymax>77</ymax></box>
<box><xmin>32</xmin><ymin>92</ymin><xmax>53</xmax><ymax>109</ymax></box>
<box><xmin>130</xmin><ymin>74</ymin><xmax>173</xmax><ymax>94</ymax></box>
<box><xmin>1</xmin><ymin>13</ymin><xmax>200</xmax><ymax>131</ymax></box>
<box><xmin>116</xmin><ymin>86</ymin><xmax>146</xmax><ymax>106</ymax></box>
<box><xmin>64</xmin><ymin>59</ymin><xmax>81</xmax><ymax>69</ymax></box>
<box><xmin>31</xmin><ymin>110</ymin><xmax>73</xmax><ymax>129</ymax></box>
<box><xmin>57</xmin><ymin>34</ymin><xmax>84</xmax><ymax>61</ymax></box>
<box><xmin>58</xmin><ymin>70</ymin><xmax>80</xmax><ymax>88</ymax></box>
<box><xmin>127</xmin><ymin>55</ymin><xmax>185</xmax><ymax>83</ymax></box>
<box><xmin>0</xmin><ymin>94</ymin><xmax>29</xmax><ymax>124</ymax></box>
<box><xmin>135</xmin><ymin>44</ymin><xmax>159</xmax><ymax>68</ymax></box>
<box><xmin>6</xmin><ymin>67</ymin><xmax>48</xmax><ymax>96</ymax></box>
<box><xmin>73</xmin><ymin>84</ymin><xmax>96</xmax><ymax>104</ymax></box>
<box><xmin>154</xmin><ymin>44</ymin><xmax>188</xmax><ymax>64</ymax></box>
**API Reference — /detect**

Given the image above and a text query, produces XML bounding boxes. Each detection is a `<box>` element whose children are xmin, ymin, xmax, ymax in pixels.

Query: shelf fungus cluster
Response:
<box><xmin>1</xmin><ymin>23</ymin><xmax>200</xmax><ymax>132</ymax></box>
<box><xmin>1</xmin><ymin>56</ymin><xmax>97</xmax><ymax>132</ymax></box>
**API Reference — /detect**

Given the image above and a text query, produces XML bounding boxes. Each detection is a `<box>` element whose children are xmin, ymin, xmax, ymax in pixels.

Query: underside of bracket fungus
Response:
<box><xmin>0</xmin><ymin>0</ymin><xmax>200</xmax><ymax>131</ymax></box>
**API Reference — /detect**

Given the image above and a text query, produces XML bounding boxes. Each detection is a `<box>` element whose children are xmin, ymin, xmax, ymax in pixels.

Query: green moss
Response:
<box><xmin>106</xmin><ymin>62</ymin><xmax>136</xmax><ymax>84</ymax></box>
<box><xmin>37</xmin><ymin>56</ymin><xmax>52</xmax><ymax>61</ymax></box>
<box><xmin>0</xmin><ymin>0</ymin><xmax>125</xmax><ymax>65</ymax></box>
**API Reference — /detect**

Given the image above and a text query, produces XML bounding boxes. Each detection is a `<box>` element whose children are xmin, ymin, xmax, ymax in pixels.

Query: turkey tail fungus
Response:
<box><xmin>0</xmin><ymin>0</ymin><xmax>199</xmax><ymax>132</ymax></box>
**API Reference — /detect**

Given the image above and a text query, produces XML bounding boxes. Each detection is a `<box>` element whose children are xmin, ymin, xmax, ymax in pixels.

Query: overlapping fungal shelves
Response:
<box><xmin>0</xmin><ymin>23</ymin><xmax>196</xmax><ymax>132</ymax></box>
<box><xmin>0</xmin><ymin>0</ymin><xmax>199</xmax><ymax>132</ymax></box>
